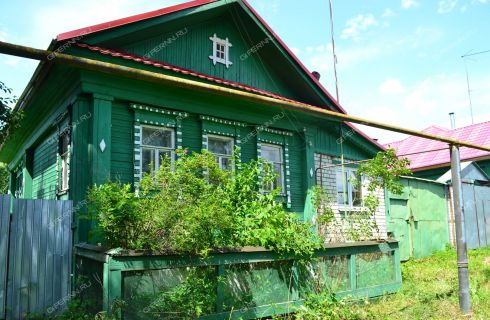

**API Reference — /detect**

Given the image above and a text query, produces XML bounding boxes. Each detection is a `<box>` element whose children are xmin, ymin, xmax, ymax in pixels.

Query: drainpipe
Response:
<box><xmin>450</xmin><ymin>145</ymin><xmax>471</xmax><ymax>315</ymax></box>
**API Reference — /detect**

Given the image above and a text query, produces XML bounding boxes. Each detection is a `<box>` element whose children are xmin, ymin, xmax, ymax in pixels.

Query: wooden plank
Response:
<box><xmin>0</xmin><ymin>195</ymin><xmax>10</xmax><ymax>319</ymax></box>
<box><xmin>61</xmin><ymin>200</ymin><xmax>72</xmax><ymax>308</ymax></box>
<box><xmin>29</xmin><ymin>199</ymin><xmax>42</xmax><ymax>312</ymax></box>
<box><xmin>20</xmin><ymin>200</ymin><xmax>34</xmax><ymax>315</ymax></box>
<box><xmin>44</xmin><ymin>200</ymin><xmax>55</xmax><ymax>308</ymax></box>
<box><xmin>37</xmin><ymin>199</ymin><xmax>49</xmax><ymax>313</ymax></box>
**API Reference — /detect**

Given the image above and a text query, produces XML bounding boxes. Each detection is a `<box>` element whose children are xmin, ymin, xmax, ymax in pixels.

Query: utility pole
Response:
<box><xmin>450</xmin><ymin>145</ymin><xmax>472</xmax><ymax>315</ymax></box>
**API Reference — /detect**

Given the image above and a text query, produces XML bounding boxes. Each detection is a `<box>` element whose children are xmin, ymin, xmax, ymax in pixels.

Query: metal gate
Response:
<box><xmin>0</xmin><ymin>195</ymin><xmax>73</xmax><ymax>319</ymax></box>
<box><xmin>462</xmin><ymin>183</ymin><xmax>490</xmax><ymax>249</ymax></box>
<box><xmin>387</xmin><ymin>178</ymin><xmax>449</xmax><ymax>261</ymax></box>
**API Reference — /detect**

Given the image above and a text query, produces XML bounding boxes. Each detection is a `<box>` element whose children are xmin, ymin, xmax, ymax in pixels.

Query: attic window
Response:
<box><xmin>209</xmin><ymin>34</ymin><xmax>232</xmax><ymax>68</ymax></box>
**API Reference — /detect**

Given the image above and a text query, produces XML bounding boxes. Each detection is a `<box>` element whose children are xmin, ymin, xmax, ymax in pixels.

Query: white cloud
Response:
<box><xmin>379</xmin><ymin>78</ymin><xmax>406</xmax><ymax>95</ymax></box>
<box><xmin>4</xmin><ymin>57</ymin><xmax>21</xmax><ymax>66</ymax></box>
<box><xmin>255</xmin><ymin>0</ymin><xmax>280</xmax><ymax>15</ymax></box>
<box><xmin>438</xmin><ymin>0</ymin><xmax>458</xmax><ymax>14</ymax></box>
<box><xmin>0</xmin><ymin>30</ymin><xmax>7</xmax><ymax>42</ymax></box>
<box><xmin>401</xmin><ymin>0</ymin><xmax>419</xmax><ymax>9</ymax></box>
<box><xmin>290</xmin><ymin>47</ymin><xmax>301</xmax><ymax>55</ymax></box>
<box><xmin>306</xmin><ymin>44</ymin><xmax>381</xmax><ymax>76</ymax></box>
<box><xmin>396</xmin><ymin>27</ymin><xmax>444</xmax><ymax>48</ymax></box>
<box><xmin>340</xmin><ymin>14</ymin><xmax>378</xmax><ymax>40</ymax></box>
<box><xmin>27</xmin><ymin>0</ymin><xmax>186</xmax><ymax>48</ymax></box>
<box><xmin>382</xmin><ymin>9</ymin><xmax>395</xmax><ymax>17</ymax></box>
<box><xmin>341</xmin><ymin>73</ymin><xmax>490</xmax><ymax>143</ymax></box>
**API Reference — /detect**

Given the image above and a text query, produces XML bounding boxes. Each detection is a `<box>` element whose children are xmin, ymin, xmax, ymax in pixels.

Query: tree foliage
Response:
<box><xmin>0</xmin><ymin>81</ymin><xmax>23</xmax><ymax>146</ymax></box>
<box><xmin>313</xmin><ymin>148</ymin><xmax>411</xmax><ymax>242</ymax></box>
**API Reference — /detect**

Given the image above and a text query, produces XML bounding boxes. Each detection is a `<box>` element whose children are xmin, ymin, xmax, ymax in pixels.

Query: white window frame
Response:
<box><xmin>141</xmin><ymin>125</ymin><xmax>175</xmax><ymax>174</ymax></box>
<box><xmin>60</xmin><ymin>136</ymin><xmax>70</xmax><ymax>192</ymax></box>
<box><xmin>261</xmin><ymin>143</ymin><xmax>285</xmax><ymax>193</ymax></box>
<box><xmin>336</xmin><ymin>167</ymin><xmax>362</xmax><ymax>208</ymax></box>
<box><xmin>209</xmin><ymin>34</ymin><xmax>233</xmax><ymax>68</ymax></box>
<box><xmin>14</xmin><ymin>170</ymin><xmax>23</xmax><ymax>198</ymax></box>
<box><xmin>207</xmin><ymin>134</ymin><xmax>234</xmax><ymax>170</ymax></box>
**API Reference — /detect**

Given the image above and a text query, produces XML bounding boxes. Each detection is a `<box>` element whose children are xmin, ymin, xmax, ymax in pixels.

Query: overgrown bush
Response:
<box><xmin>291</xmin><ymin>293</ymin><xmax>372</xmax><ymax>320</ymax></box>
<box><xmin>88</xmin><ymin>150</ymin><xmax>320</xmax><ymax>256</ymax></box>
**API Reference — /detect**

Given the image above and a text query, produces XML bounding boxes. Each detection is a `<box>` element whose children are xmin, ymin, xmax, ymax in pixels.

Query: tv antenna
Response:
<box><xmin>461</xmin><ymin>49</ymin><xmax>490</xmax><ymax>124</ymax></box>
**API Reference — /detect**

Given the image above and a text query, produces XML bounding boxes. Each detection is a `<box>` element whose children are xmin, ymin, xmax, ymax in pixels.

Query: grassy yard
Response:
<box><xmin>362</xmin><ymin>246</ymin><xmax>490</xmax><ymax>320</ymax></box>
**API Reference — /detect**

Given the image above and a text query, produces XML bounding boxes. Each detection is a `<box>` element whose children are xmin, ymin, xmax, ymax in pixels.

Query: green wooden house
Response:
<box><xmin>0</xmin><ymin>0</ymin><xmax>385</xmax><ymax>244</ymax></box>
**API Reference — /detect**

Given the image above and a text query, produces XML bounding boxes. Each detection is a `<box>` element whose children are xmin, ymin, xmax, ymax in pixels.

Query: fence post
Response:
<box><xmin>216</xmin><ymin>264</ymin><xmax>225</xmax><ymax>313</ymax></box>
<box><xmin>349</xmin><ymin>254</ymin><xmax>357</xmax><ymax>292</ymax></box>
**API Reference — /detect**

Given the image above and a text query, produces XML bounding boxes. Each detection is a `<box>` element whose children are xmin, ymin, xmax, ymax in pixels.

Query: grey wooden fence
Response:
<box><xmin>463</xmin><ymin>183</ymin><xmax>490</xmax><ymax>249</ymax></box>
<box><xmin>0</xmin><ymin>196</ymin><xmax>73</xmax><ymax>319</ymax></box>
<box><xmin>0</xmin><ymin>196</ymin><xmax>10</xmax><ymax>319</ymax></box>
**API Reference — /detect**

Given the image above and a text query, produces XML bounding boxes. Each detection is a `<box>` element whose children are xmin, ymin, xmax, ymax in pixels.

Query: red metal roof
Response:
<box><xmin>385</xmin><ymin>122</ymin><xmax>490</xmax><ymax>170</ymax></box>
<box><xmin>57</xmin><ymin>0</ymin><xmax>217</xmax><ymax>41</ymax></box>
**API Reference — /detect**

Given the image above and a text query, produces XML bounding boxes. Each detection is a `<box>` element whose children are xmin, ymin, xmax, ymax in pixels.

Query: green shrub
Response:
<box><xmin>292</xmin><ymin>293</ymin><xmax>372</xmax><ymax>320</ymax></box>
<box><xmin>87</xmin><ymin>150</ymin><xmax>320</xmax><ymax>256</ymax></box>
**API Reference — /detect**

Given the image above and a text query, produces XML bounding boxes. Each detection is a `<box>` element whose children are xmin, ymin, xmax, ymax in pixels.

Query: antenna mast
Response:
<box><xmin>461</xmin><ymin>49</ymin><xmax>490</xmax><ymax>125</ymax></box>
<box><xmin>328</xmin><ymin>0</ymin><xmax>340</xmax><ymax>103</ymax></box>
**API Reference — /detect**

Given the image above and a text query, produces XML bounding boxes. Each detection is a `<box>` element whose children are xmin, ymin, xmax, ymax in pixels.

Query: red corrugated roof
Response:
<box><xmin>385</xmin><ymin>122</ymin><xmax>490</xmax><ymax>170</ymax></box>
<box><xmin>57</xmin><ymin>0</ymin><xmax>217</xmax><ymax>41</ymax></box>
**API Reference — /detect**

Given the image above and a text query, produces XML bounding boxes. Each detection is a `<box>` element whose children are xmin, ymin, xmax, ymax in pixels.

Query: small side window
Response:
<box><xmin>59</xmin><ymin>131</ymin><xmax>70</xmax><ymax>193</ymax></box>
<box><xmin>209</xmin><ymin>34</ymin><xmax>233</xmax><ymax>68</ymax></box>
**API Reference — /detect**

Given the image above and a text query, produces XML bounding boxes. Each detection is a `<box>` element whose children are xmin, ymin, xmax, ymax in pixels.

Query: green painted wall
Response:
<box><xmin>31</xmin><ymin>131</ymin><xmax>58</xmax><ymax>199</ymax></box>
<box><xmin>386</xmin><ymin>177</ymin><xmax>449</xmax><ymax>261</ymax></box>
<box><xmin>476</xmin><ymin>159</ymin><xmax>490</xmax><ymax>177</ymax></box>
<box><xmin>111</xmin><ymin>101</ymin><xmax>134</xmax><ymax>184</ymax></box>
<box><xmin>122</xmin><ymin>17</ymin><xmax>291</xmax><ymax>99</ymax></box>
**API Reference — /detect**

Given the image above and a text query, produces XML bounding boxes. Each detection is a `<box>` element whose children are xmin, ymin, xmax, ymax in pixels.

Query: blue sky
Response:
<box><xmin>1</xmin><ymin>0</ymin><xmax>489</xmax><ymax>142</ymax></box>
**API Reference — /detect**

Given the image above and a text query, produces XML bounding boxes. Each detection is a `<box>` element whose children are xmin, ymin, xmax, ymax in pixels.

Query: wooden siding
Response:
<box><xmin>111</xmin><ymin>101</ymin><xmax>134</xmax><ymax>184</ymax></box>
<box><xmin>32</xmin><ymin>131</ymin><xmax>58</xmax><ymax>200</ymax></box>
<box><xmin>120</xmin><ymin>16</ymin><xmax>293</xmax><ymax>100</ymax></box>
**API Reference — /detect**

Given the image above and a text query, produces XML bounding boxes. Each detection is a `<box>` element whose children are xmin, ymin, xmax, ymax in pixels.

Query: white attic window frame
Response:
<box><xmin>209</xmin><ymin>34</ymin><xmax>233</xmax><ymax>68</ymax></box>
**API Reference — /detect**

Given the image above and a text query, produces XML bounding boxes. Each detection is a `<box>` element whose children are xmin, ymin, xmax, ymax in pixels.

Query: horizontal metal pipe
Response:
<box><xmin>1</xmin><ymin>40</ymin><xmax>490</xmax><ymax>152</ymax></box>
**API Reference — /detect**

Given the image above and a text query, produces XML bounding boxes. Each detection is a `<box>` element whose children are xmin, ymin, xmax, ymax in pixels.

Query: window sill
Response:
<box><xmin>337</xmin><ymin>206</ymin><xmax>366</xmax><ymax>212</ymax></box>
<box><xmin>57</xmin><ymin>189</ymin><xmax>69</xmax><ymax>196</ymax></box>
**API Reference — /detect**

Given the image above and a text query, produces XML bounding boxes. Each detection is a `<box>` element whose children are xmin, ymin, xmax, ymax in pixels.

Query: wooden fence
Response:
<box><xmin>76</xmin><ymin>240</ymin><xmax>402</xmax><ymax>320</ymax></box>
<box><xmin>0</xmin><ymin>195</ymin><xmax>73</xmax><ymax>319</ymax></box>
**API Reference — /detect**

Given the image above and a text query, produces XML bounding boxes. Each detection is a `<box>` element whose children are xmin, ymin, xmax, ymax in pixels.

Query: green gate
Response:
<box><xmin>387</xmin><ymin>177</ymin><xmax>449</xmax><ymax>261</ymax></box>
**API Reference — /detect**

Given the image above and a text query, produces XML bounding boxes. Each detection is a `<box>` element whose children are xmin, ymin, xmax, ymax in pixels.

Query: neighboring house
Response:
<box><xmin>436</xmin><ymin>161</ymin><xmax>490</xmax><ymax>249</ymax></box>
<box><xmin>386</xmin><ymin>123</ymin><xmax>490</xmax><ymax>250</ymax></box>
<box><xmin>0</xmin><ymin>0</ymin><xmax>385</xmax><ymax>244</ymax></box>
<box><xmin>385</xmin><ymin>122</ymin><xmax>490</xmax><ymax>179</ymax></box>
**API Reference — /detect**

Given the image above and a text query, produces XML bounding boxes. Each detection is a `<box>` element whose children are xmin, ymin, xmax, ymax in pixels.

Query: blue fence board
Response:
<box><xmin>0</xmin><ymin>198</ymin><xmax>73</xmax><ymax>319</ymax></box>
<box><xmin>463</xmin><ymin>183</ymin><xmax>490</xmax><ymax>249</ymax></box>
<box><xmin>0</xmin><ymin>195</ymin><xmax>10</xmax><ymax>319</ymax></box>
